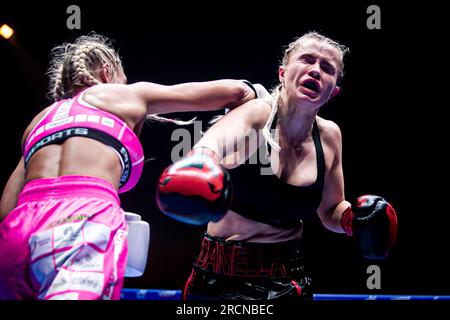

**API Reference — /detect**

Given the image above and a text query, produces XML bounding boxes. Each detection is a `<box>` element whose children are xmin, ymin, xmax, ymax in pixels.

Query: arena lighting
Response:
<box><xmin>0</xmin><ymin>24</ymin><xmax>14</xmax><ymax>39</ymax></box>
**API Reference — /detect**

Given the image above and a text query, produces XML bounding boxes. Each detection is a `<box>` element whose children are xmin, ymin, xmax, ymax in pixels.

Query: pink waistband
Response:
<box><xmin>18</xmin><ymin>175</ymin><xmax>120</xmax><ymax>205</ymax></box>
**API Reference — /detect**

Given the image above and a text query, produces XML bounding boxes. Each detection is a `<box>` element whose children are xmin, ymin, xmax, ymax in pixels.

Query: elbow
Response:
<box><xmin>0</xmin><ymin>202</ymin><xmax>9</xmax><ymax>222</ymax></box>
<box><xmin>217</xmin><ymin>80</ymin><xmax>255</xmax><ymax>110</ymax></box>
<box><xmin>0</xmin><ymin>206</ymin><xmax>8</xmax><ymax>223</ymax></box>
<box><xmin>318</xmin><ymin>213</ymin><xmax>337</xmax><ymax>232</ymax></box>
<box><xmin>231</xmin><ymin>80</ymin><xmax>251</xmax><ymax>105</ymax></box>
<box><xmin>318</xmin><ymin>207</ymin><xmax>345</xmax><ymax>233</ymax></box>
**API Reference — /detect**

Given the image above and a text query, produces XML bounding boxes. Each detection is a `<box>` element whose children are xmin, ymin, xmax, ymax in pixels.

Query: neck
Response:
<box><xmin>277</xmin><ymin>92</ymin><xmax>318</xmax><ymax>149</ymax></box>
<box><xmin>72</xmin><ymin>85</ymin><xmax>91</xmax><ymax>97</ymax></box>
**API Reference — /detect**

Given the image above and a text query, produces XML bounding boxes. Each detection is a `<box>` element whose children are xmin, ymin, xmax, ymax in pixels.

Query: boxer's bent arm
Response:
<box><xmin>0</xmin><ymin>109</ymin><xmax>53</xmax><ymax>220</ymax></box>
<box><xmin>194</xmin><ymin>99</ymin><xmax>271</xmax><ymax>165</ymax></box>
<box><xmin>317</xmin><ymin>122</ymin><xmax>350</xmax><ymax>233</ymax></box>
<box><xmin>0</xmin><ymin>108</ymin><xmax>53</xmax><ymax>220</ymax></box>
<box><xmin>130</xmin><ymin>80</ymin><xmax>255</xmax><ymax>115</ymax></box>
<box><xmin>0</xmin><ymin>158</ymin><xmax>25</xmax><ymax>221</ymax></box>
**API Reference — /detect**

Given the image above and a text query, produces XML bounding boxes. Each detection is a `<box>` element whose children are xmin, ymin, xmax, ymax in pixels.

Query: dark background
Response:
<box><xmin>1</xmin><ymin>1</ymin><xmax>446</xmax><ymax>297</ymax></box>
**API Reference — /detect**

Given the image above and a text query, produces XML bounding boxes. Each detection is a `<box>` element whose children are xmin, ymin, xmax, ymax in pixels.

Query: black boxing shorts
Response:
<box><xmin>183</xmin><ymin>233</ymin><xmax>313</xmax><ymax>300</ymax></box>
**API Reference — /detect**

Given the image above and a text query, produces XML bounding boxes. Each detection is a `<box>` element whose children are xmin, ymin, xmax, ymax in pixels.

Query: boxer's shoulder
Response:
<box><xmin>315</xmin><ymin>116</ymin><xmax>342</xmax><ymax>149</ymax></box>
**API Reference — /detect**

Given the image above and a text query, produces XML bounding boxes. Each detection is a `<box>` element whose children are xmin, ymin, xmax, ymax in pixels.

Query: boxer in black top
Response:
<box><xmin>157</xmin><ymin>32</ymin><xmax>397</xmax><ymax>300</ymax></box>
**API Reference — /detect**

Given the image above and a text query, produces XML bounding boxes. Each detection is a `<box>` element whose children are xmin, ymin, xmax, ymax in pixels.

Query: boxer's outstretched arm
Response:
<box><xmin>132</xmin><ymin>80</ymin><xmax>257</xmax><ymax>115</ymax></box>
<box><xmin>156</xmin><ymin>99</ymin><xmax>271</xmax><ymax>225</ymax></box>
<box><xmin>0</xmin><ymin>158</ymin><xmax>25</xmax><ymax>221</ymax></box>
<box><xmin>194</xmin><ymin>99</ymin><xmax>272</xmax><ymax>167</ymax></box>
<box><xmin>83</xmin><ymin>80</ymin><xmax>257</xmax><ymax>129</ymax></box>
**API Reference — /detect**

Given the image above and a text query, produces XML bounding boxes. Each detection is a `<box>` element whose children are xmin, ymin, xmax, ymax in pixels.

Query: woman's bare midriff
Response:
<box><xmin>207</xmin><ymin>209</ymin><xmax>303</xmax><ymax>243</ymax></box>
<box><xmin>24</xmin><ymin>137</ymin><xmax>123</xmax><ymax>189</ymax></box>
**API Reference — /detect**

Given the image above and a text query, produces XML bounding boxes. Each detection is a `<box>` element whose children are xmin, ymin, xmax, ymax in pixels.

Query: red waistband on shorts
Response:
<box><xmin>193</xmin><ymin>233</ymin><xmax>300</xmax><ymax>278</ymax></box>
<box><xmin>18</xmin><ymin>175</ymin><xmax>120</xmax><ymax>205</ymax></box>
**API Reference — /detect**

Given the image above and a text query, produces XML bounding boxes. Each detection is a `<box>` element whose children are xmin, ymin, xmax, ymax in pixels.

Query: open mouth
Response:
<box><xmin>301</xmin><ymin>79</ymin><xmax>320</xmax><ymax>94</ymax></box>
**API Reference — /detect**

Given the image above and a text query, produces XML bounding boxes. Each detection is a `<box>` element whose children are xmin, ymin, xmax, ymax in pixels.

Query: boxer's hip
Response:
<box><xmin>184</xmin><ymin>233</ymin><xmax>312</xmax><ymax>300</ymax></box>
<box><xmin>18</xmin><ymin>174</ymin><xmax>120</xmax><ymax>205</ymax></box>
<box><xmin>0</xmin><ymin>175</ymin><xmax>127</xmax><ymax>299</ymax></box>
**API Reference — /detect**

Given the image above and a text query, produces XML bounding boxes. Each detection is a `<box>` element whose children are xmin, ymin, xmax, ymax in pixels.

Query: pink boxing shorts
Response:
<box><xmin>0</xmin><ymin>175</ymin><xmax>128</xmax><ymax>300</ymax></box>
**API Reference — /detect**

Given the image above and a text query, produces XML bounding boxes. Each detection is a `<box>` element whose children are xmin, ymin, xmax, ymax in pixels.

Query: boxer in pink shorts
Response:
<box><xmin>0</xmin><ymin>32</ymin><xmax>259</xmax><ymax>300</ymax></box>
<box><xmin>0</xmin><ymin>175</ymin><xmax>128</xmax><ymax>300</ymax></box>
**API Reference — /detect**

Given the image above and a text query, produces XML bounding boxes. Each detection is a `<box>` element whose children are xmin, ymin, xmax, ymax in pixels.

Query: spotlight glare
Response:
<box><xmin>0</xmin><ymin>24</ymin><xmax>14</xmax><ymax>39</ymax></box>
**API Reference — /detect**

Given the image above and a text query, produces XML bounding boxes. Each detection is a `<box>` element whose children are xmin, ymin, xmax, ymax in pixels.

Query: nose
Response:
<box><xmin>308</xmin><ymin>63</ymin><xmax>321</xmax><ymax>80</ymax></box>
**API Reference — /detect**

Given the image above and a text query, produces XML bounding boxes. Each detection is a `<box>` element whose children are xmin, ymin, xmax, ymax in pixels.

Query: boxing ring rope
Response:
<box><xmin>120</xmin><ymin>288</ymin><xmax>450</xmax><ymax>300</ymax></box>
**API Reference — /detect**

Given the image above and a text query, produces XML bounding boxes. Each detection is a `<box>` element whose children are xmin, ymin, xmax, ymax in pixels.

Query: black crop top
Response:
<box><xmin>228</xmin><ymin>117</ymin><xmax>325</xmax><ymax>228</ymax></box>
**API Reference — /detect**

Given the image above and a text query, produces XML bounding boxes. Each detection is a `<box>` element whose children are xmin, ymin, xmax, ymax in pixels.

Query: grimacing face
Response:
<box><xmin>279</xmin><ymin>39</ymin><xmax>341</xmax><ymax>108</ymax></box>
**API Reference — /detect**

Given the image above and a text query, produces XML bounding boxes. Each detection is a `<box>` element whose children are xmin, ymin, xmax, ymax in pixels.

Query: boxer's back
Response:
<box><xmin>22</xmin><ymin>88</ymin><xmax>144</xmax><ymax>192</ymax></box>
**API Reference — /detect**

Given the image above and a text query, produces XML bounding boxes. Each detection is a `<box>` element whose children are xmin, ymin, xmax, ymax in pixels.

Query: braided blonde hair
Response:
<box><xmin>48</xmin><ymin>33</ymin><xmax>193</xmax><ymax>125</ymax></box>
<box><xmin>47</xmin><ymin>32</ymin><xmax>123</xmax><ymax>101</ymax></box>
<box><xmin>262</xmin><ymin>31</ymin><xmax>349</xmax><ymax>153</ymax></box>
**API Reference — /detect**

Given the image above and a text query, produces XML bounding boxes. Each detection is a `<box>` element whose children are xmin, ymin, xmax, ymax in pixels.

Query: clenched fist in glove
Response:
<box><xmin>341</xmin><ymin>195</ymin><xmax>398</xmax><ymax>259</ymax></box>
<box><xmin>156</xmin><ymin>147</ymin><xmax>232</xmax><ymax>225</ymax></box>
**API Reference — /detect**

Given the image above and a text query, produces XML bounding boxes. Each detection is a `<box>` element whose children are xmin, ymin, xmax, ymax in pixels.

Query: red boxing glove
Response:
<box><xmin>156</xmin><ymin>147</ymin><xmax>232</xmax><ymax>225</ymax></box>
<box><xmin>341</xmin><ymin>195</ymin><xmax>398</xmax><ymax>259</ymax></box>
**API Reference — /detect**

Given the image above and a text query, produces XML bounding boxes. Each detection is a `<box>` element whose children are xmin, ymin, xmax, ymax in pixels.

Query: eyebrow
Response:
<box><xmin>300</xmin><ymin>53</ymin><xmax>336</xmax><ymax>71</ymax></box>
<box><xmin>299</xmin><ymin>53</ymin><xmax>316</xmax><ymax>59</ymax></box>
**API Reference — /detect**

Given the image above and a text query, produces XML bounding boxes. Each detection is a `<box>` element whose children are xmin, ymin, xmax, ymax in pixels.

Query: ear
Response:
<box><xmin>278</xmin><ymin>66</ymin><xmax>285</xmax><ymax>86</ymax></box>
<box><xmin>330</xmin><ymin>86</ymin><xmax>340</xmax><ymax>98</ymax></box>
<box><xmin>99</xmin><ymin>63</ymin><xmax>111</xmax><ymax>83</ymax></box>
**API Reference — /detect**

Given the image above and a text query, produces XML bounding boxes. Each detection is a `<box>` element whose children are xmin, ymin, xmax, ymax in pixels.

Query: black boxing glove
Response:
<box><xmin>341</xmin><ymin>195</ymin><xmax>398</xmax><ymax>259</ymax></box>
<box><xmin>156</xmin><ymin>147</ymin><xmax>232</xmax><ymax>225</ymax></box>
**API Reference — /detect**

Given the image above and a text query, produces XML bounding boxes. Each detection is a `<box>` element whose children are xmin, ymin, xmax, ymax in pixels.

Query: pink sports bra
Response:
<box><xmin>23</xmin><ymin>89</ymin><xmax>144</xmax><ymax>193</ymax></box>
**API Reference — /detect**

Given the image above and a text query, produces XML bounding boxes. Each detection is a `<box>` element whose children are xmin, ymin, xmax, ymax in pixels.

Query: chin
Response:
<box><xmin>298</xmin><ymin>94</ymin><xmax>318</xmax><ymax>103</ymax></box>
<box><xmin>296</xmin><ymin>96</ymin><xmax>322</xmax><ymax>110</ymax></box>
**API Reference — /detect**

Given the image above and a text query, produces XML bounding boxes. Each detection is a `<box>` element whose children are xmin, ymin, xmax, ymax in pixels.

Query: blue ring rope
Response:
<box><xmin>120</xmin><ymin>289</ymin><xmax>450</xmax><ymax>300</ymax></box>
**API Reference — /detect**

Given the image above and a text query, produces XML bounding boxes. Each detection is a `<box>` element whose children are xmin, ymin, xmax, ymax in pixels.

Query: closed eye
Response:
<box><xmin>321</xmin><ymin>63</ymin><xmax>336</xmax><ymax>76</ymax></box>
<box><xmin>300</xmin><ymin>54</ymin><xmax>316</xmax><ymax>64</ymax></box>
